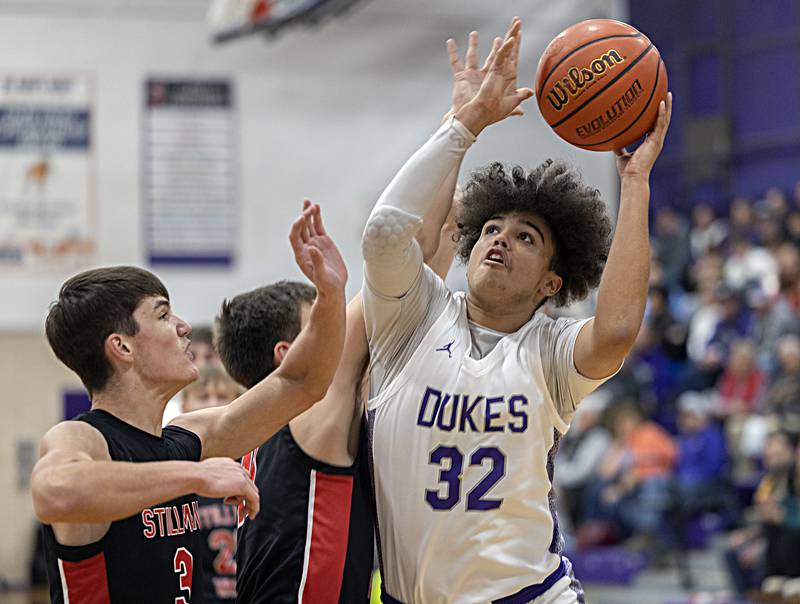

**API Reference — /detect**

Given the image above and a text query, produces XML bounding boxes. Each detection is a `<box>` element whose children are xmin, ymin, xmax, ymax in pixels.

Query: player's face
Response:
<box><xmin>129</xmin><ymin>296</ymin><xmax>198</xmax><ymax>391</ymax></box>
<box><xmin>466</xmin><ymin>211</ymin><xmax>561</xmax><ymax>310</ymax></box>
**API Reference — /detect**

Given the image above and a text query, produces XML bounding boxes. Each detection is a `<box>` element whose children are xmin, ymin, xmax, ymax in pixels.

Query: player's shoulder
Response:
<box><xmin>521</xmin><ymin>313</ymin><xmax>590</xmax><ymax>356</ymax></box>
<box><xmin>529</xmin><ymin>311</ymin><xmax>587</xmax><ymax>334</ymax></box>
<box><xmin>40</xmin><ymin>419</ymin><xmax>109</xmax><ymax>461</ymax></box>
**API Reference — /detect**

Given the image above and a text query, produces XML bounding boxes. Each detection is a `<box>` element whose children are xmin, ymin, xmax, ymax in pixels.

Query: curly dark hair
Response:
<box><xmin>457</xmin><ymin>160</ymin><xmax>612</xmax><ymax>307</ymax></box>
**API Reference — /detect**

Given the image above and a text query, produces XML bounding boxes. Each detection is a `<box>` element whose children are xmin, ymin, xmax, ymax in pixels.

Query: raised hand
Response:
<box><xmin>196</xmin><ymin>457</ymin><xmax>260</xmax><ymax>519</ymax></box>
<box><xmin>615</xmin><ymin>92</ymin><xmax>673</xmax><ymax>180</ymax></box>
<box><xmin>446</xmin><ymin>31</ymin><xmax>505</xmax><ymax>115</ymax></box>
<box><xmin>289</xmin><ymin>199</ymin><xmax>348</xmax><ymax>298</ymax></box>
<box><xmin>454</xmin><ymin>17</ymin><xmax>534</xmax><ymax>136</ymax></box>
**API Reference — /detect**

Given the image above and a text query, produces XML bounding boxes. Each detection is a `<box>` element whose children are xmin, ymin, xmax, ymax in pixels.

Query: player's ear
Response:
<box><xmin>105</xmin><ymin>333</ymin><xmax>133</xmax><ymax>364</ymax></box>
<box><xmin>273</xmin><ymin>341</ymin><xmax>291</xmax><ymax>367</ymax></box>
<box><xmin>540</xmin><ymin>272</ymin><xmax>563</xmax><ymax>298</ymax></box>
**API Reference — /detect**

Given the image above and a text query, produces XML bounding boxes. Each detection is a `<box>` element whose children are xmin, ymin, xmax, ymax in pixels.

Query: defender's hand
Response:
<box><xmin>289</xmin><ymin>200</ymin><xmax>348</xmax><ymax>298</ymax></box>
<box><xmin>196</xmin><ymin>457</ymin><xmax>260</xmax><ymax>519</ymax></box>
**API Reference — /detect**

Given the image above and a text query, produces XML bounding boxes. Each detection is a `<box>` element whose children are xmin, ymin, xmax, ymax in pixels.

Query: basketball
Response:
<box><xmin>534</xmin><ymin>19</ymin><xmax>668</xmax><ymax>151</ymax></box>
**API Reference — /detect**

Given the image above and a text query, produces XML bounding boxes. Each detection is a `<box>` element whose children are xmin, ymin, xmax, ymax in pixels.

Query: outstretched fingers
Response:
<box><xmin>289</xmin><ymin>216</ymin><xmax>307</xmax><ymax>269</ymax></box>
<box><xmin>310</xmin><ymin>203</ymin><xmax>327</xmax><ymax>236</ymax></box>
<box><xmin>482</xmin><ymin>37</ymin><xmax>502</xmax><ymax>73</ymax></box>
<box><xmin>503</xmin><ymin>16</ymin><xmax>521</xmax><ymax>44</ymax></box>
<box><xmin>489</xmin><ymin>35</ymin><xmax>516</xmax><ymax>75</ymax></box>
<box><xmin>446</xmin><ymin>38</ymin><xmax>463</xmax><ymax>74</ymax></box>
<box><xmin>465</xmin><ymin>31</ymin><xmax>479</xmax><ymax>70</ymax></box>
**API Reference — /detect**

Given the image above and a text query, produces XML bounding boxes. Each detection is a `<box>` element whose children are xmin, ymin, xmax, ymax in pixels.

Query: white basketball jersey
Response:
<box><xmin>368</xmin><ymin>291</ymin><xmax>592</xmax><ymax>604</ymax></box>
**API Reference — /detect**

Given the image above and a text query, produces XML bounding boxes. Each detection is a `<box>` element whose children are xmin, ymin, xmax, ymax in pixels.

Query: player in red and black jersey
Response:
<box><xmin>32</xmin><ymin>203</ymin><xmax>347</xmax><ymax>603</ymax></box>
<box><xmin>215</xmin><ymin>198</ymin><xmax>460</xmax><ymax>603</ymax></box>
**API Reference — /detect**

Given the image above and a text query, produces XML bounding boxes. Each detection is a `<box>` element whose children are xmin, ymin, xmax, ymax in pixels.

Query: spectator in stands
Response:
<box><xmin>729</xmin><ymin>197</ymin><xmax>756</xmax><ymax>242</ymax></box>
<box><xmin>555</xmin><ymin>391</ymin><xmax>612</xmax><ymax>529</ymax></box>
<box><xmin>764</xmin><ymin>336</ymin><xmax>800</xmax><ymax>437</ymax></box>
<box><xmin>748</xmin><ymin>279</ymin><xmax>799</xmax><ymax>374</ymax></box>
<box><xmin>775</xmin><ymin>241</ymin><xmax>800</xmax><ymax>312</ymax></box>
<box><xmin>759</xmin><ymin>445</ymin><xmax>800</xmax><ymax>596</ymax></box>
<box><xmin>162</xmin><ymin>325</ymin><xmax>223</xmax><ymax>425</ymax></box>
<box><xmin>724</xmin><ymin>430</ymin><xmax>798</xmax><ymax>598</ymax></box>
<box><xmin>764</xmin><ymin>187</ymin><xmax>789</xmax><ymax>223</ymax></box>
<box><xmin>707</xmin><ymin>288</ymin><xmax>753</xmax><ymax>367</ymax></box>
<box><xmin>181</xmin><ymin>364</ymin><xmax>244</xmax><ymax>413</ymax></box>
<box><xmin>652</xmin><ymin>206</ymin><xmax>691</xmax><ymax>290</ymax></box>
<box><xmin>588</xmin><ymin>400</ymin><xmax>677</xmax><ymax>552</ymax></box>
<box><xmin>690</xmin><ymin>203</ymin><xmax>727</xmax><ymax>261</ymax></box>
<box><xmin>685</xmin><ymin>256</ymin><xmax>725</xmax><ymax>365</ymax></box>
<box><xmin>713</xmin><ymin>339</ymin><xmax>768</xmax><ymax>480</ymax></box>
<box><xmin>714</xmin><ymin>339</ymin><xmax>765</xmax><ymax>419</ymax></box>
<box><xmin>786</xmin><ymin>211</ymin><xmax>800</xmax><ymax>250</ymax></box>
<box><xmin>723</xmin><ymin>235</ymin><xmax>778</xmax><ymax>295</ymax></box>
<box><xmin>675</xmin><ymin>391</ymin><xmax>728</xmax><ymax>506</ymax></box>
<box><xmin>188</xmin><ymin>325</ymin><xmax>221</xmax><ymax>369</ymax></box>
<box><xmin>647</xmin><ymin>285</ymin><xmax>687</xmax><ymax>361</ymax></box>
<box><xmin>752</xmin><ymin>200</ymin><xmax>786</xmax><ymax>252</ymax></box>
<box><xmin>683</xmin><ymin>287</ymin><xmax>752</xmax><ymax>393</ymax></box>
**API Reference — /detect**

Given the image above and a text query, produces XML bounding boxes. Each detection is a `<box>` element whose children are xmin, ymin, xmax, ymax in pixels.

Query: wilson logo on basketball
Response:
<box><xmin>545</xmin><ymin>49</ymin><xmax>625</xmax><ymax>111</ymax></box>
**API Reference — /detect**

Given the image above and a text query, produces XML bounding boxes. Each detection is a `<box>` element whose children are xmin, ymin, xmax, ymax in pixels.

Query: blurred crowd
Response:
<box><xmin>555</xmin><ymin>185</ymin><xmax>800</xmax><ymax>601</ymax></box>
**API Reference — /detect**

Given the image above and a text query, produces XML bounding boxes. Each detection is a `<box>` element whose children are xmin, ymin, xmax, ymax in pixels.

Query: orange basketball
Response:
<box><xmin>534</xmin><ymin>19</ymin><xmax>668</xmax><ymax>152</ymax></box>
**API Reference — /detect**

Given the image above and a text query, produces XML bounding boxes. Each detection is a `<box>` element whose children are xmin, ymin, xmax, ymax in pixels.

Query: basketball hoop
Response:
<box><xmin>207</xmin><ymin>0</ymin><xmax>368</xmax><ymax>44</ymax></box>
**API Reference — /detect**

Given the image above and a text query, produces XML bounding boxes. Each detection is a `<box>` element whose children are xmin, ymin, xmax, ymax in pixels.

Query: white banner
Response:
<box><xmin>0</xmin><ymin>73</ymin><xmax>95</xmax><ymax>270</ymax></box>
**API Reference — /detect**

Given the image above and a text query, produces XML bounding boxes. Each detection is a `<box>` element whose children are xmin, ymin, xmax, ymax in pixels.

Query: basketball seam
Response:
<box><xmin>549</xmin><ymin>43</ymin><xmax>654</xmax><ymax>130</ymax></box>
<box><xmin>536</xmin><ymin>33</ymin><xmax>644</xmax><ymax>100</ymax></box>
<box><xmin>579</xmin><ymin>57</ymin><xmax>663</xmax><ymax>148</ymax></box>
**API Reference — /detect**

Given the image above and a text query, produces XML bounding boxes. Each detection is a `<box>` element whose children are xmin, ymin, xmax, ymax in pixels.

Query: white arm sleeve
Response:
<box><xmin>361</xmin><ymin>117</ymin><xmax>475</xmax><ymax>393</ymax></box>
<box><xmin>361</xmin><ymin>116</ymin><xmax>475</xmax><ymax>298</ymax></box>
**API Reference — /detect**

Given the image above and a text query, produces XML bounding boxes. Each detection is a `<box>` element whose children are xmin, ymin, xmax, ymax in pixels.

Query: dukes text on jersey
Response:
<box><xmin>416</xmin><ymin>386</ymin><xmax>529</xmax><ymax>433</ymax></box>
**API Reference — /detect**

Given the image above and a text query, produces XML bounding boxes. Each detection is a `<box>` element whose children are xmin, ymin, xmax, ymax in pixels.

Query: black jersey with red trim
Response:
<box><xmin>194</xmin><ymin>496</ymin><xmax>237</xmax><ymax>603</ymax></box>
<box><xmin>42</xmin><ymin>409</ymin><xmax>205</xmax><ymax>604</ymax></box>
<box><xmin>236</xmin><ymin>423</ymin><xmax>374</xmax><ymax>604</ymax></box>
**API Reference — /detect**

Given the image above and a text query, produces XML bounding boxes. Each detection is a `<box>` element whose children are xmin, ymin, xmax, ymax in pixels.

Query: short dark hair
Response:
<box><xmin>45</xmin><ymin>266</ymin><xmax>169</xmax><ymax>395</ymax></box>
<box><xmin>215</xmin><ymin>281</ymin><xmax>316</xmax><ymax>388</ymax></box>
<box><xmin>457</xmin><ymin>160</ymin><xmax>612</xmax><ymax>307</ymax></box>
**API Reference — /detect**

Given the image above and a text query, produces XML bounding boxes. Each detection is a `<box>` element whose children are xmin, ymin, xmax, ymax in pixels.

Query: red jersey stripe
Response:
<box><xmin>299</xmin><ymin>470</ymin><xmax>355</xmax><ymax>604</ymax></box>
<box><xmin>58</xmin><ymin>553</ymin><xmax>111</xmax><ymax>604</ymax></box>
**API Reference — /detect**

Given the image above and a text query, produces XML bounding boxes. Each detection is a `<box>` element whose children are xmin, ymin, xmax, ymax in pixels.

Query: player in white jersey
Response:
<box><xmin>361</xmin><ymin>18</ymin><xmax>673</xmax><ymax>604</ymax></box>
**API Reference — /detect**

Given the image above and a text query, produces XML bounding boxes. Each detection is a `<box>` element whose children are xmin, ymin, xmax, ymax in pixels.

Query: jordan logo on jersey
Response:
<box><xmin>435</xmin><ymin>340</ymin><xmax>456</xmax><ymax>358</ymax></box>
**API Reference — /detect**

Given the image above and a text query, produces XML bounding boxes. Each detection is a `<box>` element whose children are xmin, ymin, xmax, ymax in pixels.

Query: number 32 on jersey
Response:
<box><xmin>426</xmin><ymin>445</ymin><xmax>506</xmax><ymax>511</ymax></box>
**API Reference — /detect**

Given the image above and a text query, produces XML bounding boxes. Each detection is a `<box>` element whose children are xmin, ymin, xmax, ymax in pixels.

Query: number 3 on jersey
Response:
<box><xmin>425</xmin><ymin>445</ymin><xmax>506</xmax><ymax>511</ymax></box>
<box><xmin>174</xmin><ymin>547</ymin><xmax>193</xmax><ymax>604</ymax></box>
